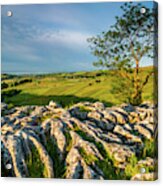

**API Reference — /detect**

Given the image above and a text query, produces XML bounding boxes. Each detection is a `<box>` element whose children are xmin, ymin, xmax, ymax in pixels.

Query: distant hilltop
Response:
<box><xmin>1</xmin><ymin>65</ymin><xmax>154</xmax><ymax>76</ymax></box>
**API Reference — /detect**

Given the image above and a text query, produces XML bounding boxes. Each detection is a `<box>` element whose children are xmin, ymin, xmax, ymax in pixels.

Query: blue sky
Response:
<box><xmin>1</xmin><ymin>1</ymin><xmax>153</xmax><ymax>74</ymax></box>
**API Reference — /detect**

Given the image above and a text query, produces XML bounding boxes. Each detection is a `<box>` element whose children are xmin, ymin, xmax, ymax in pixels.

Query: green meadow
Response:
<box><xmin>1</xmin><ymin>66</ymin><xmax>154</xmax><ymax>107</ymax></box>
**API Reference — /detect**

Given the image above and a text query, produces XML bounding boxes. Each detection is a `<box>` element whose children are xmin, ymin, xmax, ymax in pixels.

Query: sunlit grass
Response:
<box><xmin>2</xmin><ymin>66</ymin><xmax>154</xmax><ymax>107</ymax></box>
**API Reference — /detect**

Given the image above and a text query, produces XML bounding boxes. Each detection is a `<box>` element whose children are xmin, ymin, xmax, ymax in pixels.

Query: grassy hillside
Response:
<box><xmin>1</xmin><ymin>66</ymin><xmax>155</xmax><ymax>107</ymax></box>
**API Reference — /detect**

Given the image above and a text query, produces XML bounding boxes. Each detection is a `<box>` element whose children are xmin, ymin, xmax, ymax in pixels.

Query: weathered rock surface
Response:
<box><xmin>1</xmin><ymin>101</ymin><xmax>158</xmax><ymax>180</ymax></box>
<box><xmin>131</xmin><ymin>173</ymin><xmax>156</xmax><ymax>181</ymax></box>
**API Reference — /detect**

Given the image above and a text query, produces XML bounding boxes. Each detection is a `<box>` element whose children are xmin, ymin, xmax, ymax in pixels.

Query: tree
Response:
<box><xmin>88</xmin><ymin>2</ymin><xmax>157</xmax><ymax>105</ymax></box>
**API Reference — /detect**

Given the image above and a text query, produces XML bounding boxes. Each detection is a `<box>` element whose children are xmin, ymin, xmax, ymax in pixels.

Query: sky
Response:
<box><xmin>1</xmin><ymin>1</ymin><xmax>154</xmax><ymax>74</ymax></box>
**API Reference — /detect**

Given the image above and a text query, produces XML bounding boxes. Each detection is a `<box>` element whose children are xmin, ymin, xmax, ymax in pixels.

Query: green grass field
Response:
<box><xmin>1</xmin><ymin>66</ymin><xmax>155</xmax><ymax>107</ymax></box>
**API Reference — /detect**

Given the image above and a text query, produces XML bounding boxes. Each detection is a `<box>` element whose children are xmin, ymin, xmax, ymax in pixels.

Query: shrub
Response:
<box><xmin>95</xmin><ymin>79</ymin><xmax>101</xmax><ymax>83</ymax></box>
<box><xmin>1</xmin><ymin>82</ymin><xmax>9</xmax><ymax>89</ymax></box>
<box><xmin>1</xmin><ymin>89</ymin><xmax>21</xmax><ymax>101</ymax></box>
<box><xmin>11</xmin><ymin>78</ymin><xmax>32</xmax><ymax>87</ymax></box>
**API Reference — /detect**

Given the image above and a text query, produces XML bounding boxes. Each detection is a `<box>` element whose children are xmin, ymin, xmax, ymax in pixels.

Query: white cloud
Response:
<box><xmin>2</xmin><ymin>12</ymin><xmax>92</xmax><ymax>52</ymax></box>
<box><xmin>2</xmin><ymin>42</ymin><xmax>42</xmax><ymax>62</ymax></box>
<box><xmin>34</xmin><ymin>29</ymin><xmax>91</xmax><ymax>50</ymax></box>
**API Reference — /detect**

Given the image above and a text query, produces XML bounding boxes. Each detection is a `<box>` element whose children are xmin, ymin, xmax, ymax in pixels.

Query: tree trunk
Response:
<box><xmin>136</xmin><ymin>59</ymin><xmax>139</xmax><ymax>75</ymax></box>
<box><xmin>131</xmin><ymin>59</ymin><xmax>142</xmax><ymax>105</ymax></box>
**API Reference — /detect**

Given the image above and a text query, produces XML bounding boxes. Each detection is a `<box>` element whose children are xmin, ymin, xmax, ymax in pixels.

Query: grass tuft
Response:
<box><xmin>26</xmin><ymin>147</ymin><xmax>46</xmax><ymax>178</ymax></box>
